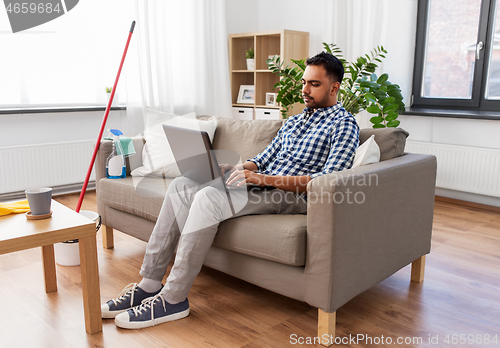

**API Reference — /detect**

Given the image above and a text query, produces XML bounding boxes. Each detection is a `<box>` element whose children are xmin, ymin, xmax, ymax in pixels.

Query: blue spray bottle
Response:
<box><xmin>106</xmin><ymin>129</ymin><xmax>126</xmax><ymax>179</ymax></box>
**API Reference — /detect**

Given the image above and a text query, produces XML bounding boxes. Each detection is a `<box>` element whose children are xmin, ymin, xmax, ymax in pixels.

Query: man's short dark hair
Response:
<box><xmin>306</xmin><ymin>52</ymin><xmax>344</xmax><ymax>84</ymax></box>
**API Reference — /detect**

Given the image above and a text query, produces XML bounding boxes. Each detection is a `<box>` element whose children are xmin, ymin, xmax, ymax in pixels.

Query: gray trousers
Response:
<box><xmin>139</xmin><ymin>176</ymin><xmax>307</xmax><ymax>303</ymax></box>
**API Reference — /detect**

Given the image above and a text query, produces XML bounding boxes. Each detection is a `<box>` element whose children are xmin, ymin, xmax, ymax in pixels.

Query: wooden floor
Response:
<box><xmin>1</xmin><ymin>192</ymin><xmax>499</xmax><ymax>348</ymax></box>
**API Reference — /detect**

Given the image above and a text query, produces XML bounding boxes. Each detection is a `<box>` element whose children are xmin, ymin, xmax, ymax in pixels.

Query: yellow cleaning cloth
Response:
<box><xmin>0</xmin><ymin>200</ymin><xmax>31</xmax><ymax>216</ymax></box>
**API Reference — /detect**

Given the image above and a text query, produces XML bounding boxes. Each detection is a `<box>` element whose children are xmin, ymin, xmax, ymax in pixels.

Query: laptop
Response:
<box><xmin>162</xmin><ymin>124</ymin><xmax>245</xmax><ymax>215</ymax></box>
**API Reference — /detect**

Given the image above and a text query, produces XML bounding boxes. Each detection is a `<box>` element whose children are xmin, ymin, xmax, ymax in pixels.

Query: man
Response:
<box><xmin>102</xmin><ymin>51</ymin><xmax>359</xmax><ymax>329</ymax></box>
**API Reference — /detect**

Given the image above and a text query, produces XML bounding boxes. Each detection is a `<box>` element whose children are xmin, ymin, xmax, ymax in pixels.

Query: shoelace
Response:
<box><xmin>132</xmin><ymin>294</ymin><xmax>167</xmax><ymax>322</ymax></box>
<box><xmin>111</xmin><ymin>283</ymin><xmax>138</xmax><ymax>306</ymax></box>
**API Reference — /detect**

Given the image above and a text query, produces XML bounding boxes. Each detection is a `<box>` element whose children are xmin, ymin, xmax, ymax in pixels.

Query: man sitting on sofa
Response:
<box><xmin>102</xmin><ymin>51</ymin><xmax>360</xmax><ymax>329</ymax></box>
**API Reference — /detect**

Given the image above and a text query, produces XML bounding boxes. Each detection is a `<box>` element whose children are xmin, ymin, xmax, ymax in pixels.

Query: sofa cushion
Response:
<box><xmin>99</xmin><ymin>177</ymin><xmax>173</xmax><ymax>222</ymax></box>
<box><xmin>359</xmin><ymin>127</ymin><xmax>409</xmax><ymax>161</ymax></box>
<box><xmin>208</xmin><ymin>117</ymin><xmax>283</xmax><ymax>162</ymax></box>
<box><xmin>99</xmin><ymin>176</ymin><xmax>307</xmax><ymax>266</ymax></box>
<box><xmin>215</xmin><ymin>214</ymin><xmax>307</xmax><ymax>266</ymax></box>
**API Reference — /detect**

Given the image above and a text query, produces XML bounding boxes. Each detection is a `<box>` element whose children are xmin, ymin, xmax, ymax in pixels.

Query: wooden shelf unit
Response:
<box><xmin>229</xmin><ymin>30</ymin><xmax>309</xmax><ymax>119</ymax></box>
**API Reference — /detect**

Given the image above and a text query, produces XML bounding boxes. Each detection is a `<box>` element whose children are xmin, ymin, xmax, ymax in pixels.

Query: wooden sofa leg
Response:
<box><xmin>102</xmin><ymin>225</ymin><xmax>114</xmax><ymax>249</ymax></box>
<box><xmin>411</xmin><ymin>255</ymin><xmax>426</xmax><ymax>283</ymax></box>
<box><xmin>318</xmin><ymin>309</ymin><xmax>336</xmax><ymax>346</ymax></box>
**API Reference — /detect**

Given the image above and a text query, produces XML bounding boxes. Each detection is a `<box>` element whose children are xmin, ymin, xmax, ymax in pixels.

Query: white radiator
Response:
<box><xmin>0</xmin><ymin>140</ymin><xmax>96</xmax><ymax>195</ymax></box>
<box><xmin>405</xmin><ymin>140</ymin><xmax>500</xmax><ymax>198</ymax></box>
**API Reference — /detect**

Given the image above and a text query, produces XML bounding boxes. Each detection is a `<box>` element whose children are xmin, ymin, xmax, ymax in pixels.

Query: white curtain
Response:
<box><xmin>324</xmin><ymin>0</ymin><xmax>417</xmax><ymax>128</ymax></box>
<box><xmin>125</xmin><ymin>0</ymin><xmax>232</xmax><ymax>135</ymax></box>
<box><xmin>325</xmin><ymin>0</ymin><xmax>389</xmax><ymax>63</ymax></box>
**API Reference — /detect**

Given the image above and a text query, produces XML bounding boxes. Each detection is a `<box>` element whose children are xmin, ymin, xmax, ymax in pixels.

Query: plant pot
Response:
<box><xmin>54</xmin><ymin>210</ymin><xmax>101</xmax><ymax>266</ymax></box>
<box><xmin>246</xmin><ymin>58</ymin><xmax>255</xmax><ymax>71</ymax></box>
<box><xmin>106</xmin><ymin>92</ymin><xmax>119</xmax><ymax>107</ymax></box>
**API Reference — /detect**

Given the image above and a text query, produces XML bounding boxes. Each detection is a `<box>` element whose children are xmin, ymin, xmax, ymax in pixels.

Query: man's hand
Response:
<box><xmin>226</xmin><ymin>169</ymin><xmax>266</xmax><ymax>187</ymax></box>
<box><xmin>220</xmin><ymin>161</ymin><xmax>258</xmax><ymax>177</ymax></box>
<box><xmin>227</xmin><ymin>170</ymin><xmax>312</xmax><ymax>193</ymax></box>
<box><xmin>219</xmin><ymin>163</ymin><xmax>240</xmax><ymax>176</ymax></box>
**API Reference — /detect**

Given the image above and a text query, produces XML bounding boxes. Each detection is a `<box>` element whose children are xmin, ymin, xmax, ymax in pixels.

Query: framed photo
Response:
<box><xmin>237</xmin><ymin>85</ymin><xmax>255</xmax><ymax>104</ymax></box>
<box><xmin>265</xmin><ymin>92</ymin><xmax>277</xmax><ymax>106</ymax></box>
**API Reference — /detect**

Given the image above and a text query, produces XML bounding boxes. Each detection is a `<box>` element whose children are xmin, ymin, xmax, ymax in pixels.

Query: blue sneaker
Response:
<box><xmin>114</xmin><ymin>294</ymin><xmax>190</xmax><ymax>329</ymax></box>
<box><xmin>101</xmin><ymin>283</ymin><xmax>162</xmax><ymax>319</ymax></box>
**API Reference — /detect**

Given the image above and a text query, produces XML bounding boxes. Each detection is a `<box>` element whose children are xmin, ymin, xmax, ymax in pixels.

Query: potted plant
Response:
<box><xmin>246</xmin><ymin>47</ymin><xmax>255</xmax><ymax>71</ymax></box>
<box><xmin>266</xmin><ymin>43</ymin><xmax>405</xmax><ymax>128</ymax></box>
<box><xmin>105</xmin><ymin>86</ymin><xmax>119</xmax><ymax>107</ymax></box>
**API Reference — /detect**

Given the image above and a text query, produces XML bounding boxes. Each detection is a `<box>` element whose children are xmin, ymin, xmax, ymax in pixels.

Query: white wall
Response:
<box><xmin>225</xmin><ymin>0</ymin><xmax>327</xmax><ymax>60</ymax></box>
<box><xmin>225</xmin><ymin>0</ymin><xmax>259</xmax><ymax>34</ymax></box>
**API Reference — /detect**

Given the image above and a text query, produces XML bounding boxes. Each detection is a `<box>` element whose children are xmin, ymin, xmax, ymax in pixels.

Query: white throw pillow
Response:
<box><xmin>131</xmin><ymin>113</ymin><xmax>218</xmax><ymax>178</ymax></box>
<box><xmin>351</xmin><ymin>134</ymin><xmax>380</xmax><ymax>168</ymax></box>
<box><xmin>143</xmin><ymin>107</ymin><xmax>179</xmax><ymax>129</ymax></box>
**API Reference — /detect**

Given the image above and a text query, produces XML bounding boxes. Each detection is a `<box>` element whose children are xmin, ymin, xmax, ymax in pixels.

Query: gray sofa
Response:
<box><xmin>96</xmin><ymin>117</ymin><xmax>437</xmax><ymax>344</ymax></box>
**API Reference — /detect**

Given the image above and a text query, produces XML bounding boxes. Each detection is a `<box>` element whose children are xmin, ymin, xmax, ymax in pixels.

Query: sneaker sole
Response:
<box><xmin>115</xmin><ymin>308</ymin><xmax>190</xmax><ymax>329</ymax></box>
<box><xmin>102</xmin><ymin>308</ymin><xmax>128</xmax><ymax>319</ymax></box>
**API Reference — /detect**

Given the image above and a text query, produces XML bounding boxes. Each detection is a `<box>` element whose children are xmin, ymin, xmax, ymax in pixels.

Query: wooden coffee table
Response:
<box><xmin>0</xmin><ymin>200</ymin><xmax>102</xmax><ymax>334</ymax></box>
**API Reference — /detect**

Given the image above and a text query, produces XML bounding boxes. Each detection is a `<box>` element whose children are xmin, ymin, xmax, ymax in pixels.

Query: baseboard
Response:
<box><xmin>0</xmin><ymin>181</ymin><xmax>96</xmax><ymax>201</ymax></box>
<box><xmin>435</xmin><ymin>195</ymin><xmax>500</xmax><ymax>213</ymax></box>
<box><xmin>435</xmin><ymin>187</ymin><xmax>500</xmax><ymax>209</ymax></box>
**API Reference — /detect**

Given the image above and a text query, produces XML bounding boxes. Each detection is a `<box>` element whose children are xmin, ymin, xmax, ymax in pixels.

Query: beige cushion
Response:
<box><xmin>359</xmin><ymin>127</ymin><xmax>409</xmax><ymax>161</ymax></box>
<box><xmin>215</xmin><ymin>214</ymin><xmax>307</xmax><ymax>266</ymax></box>
<box><xmin>208</xmin><ymin>117</ymin><xmax>283</xmax><ymax>162</ymax></box>
<box><xmin>99</xmin><ymin>177</ymin><xmax>172</xmax><ymax>222</ymax></box>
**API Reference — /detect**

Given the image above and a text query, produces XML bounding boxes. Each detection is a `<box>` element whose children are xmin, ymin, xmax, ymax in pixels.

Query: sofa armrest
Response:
<box><xmin>304</xmin><ymin>153</ymin><xmax>437</xmax><ymax>312</ymax></box>
<box><xmin>95</xmin><ymin>136</ymin><xmax>144</xmax><ymax>192</ymax></box>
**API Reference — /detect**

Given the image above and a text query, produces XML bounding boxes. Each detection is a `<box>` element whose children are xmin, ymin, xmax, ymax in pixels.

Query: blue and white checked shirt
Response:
<box><xmin>249</xmin><ymin>102</ymin><xmax>359</xmax><ymax>184</ymax></box>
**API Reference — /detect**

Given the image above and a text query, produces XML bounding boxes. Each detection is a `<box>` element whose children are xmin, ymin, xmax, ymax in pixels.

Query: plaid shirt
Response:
<box><xmin>250</xmin><ymin>103</ymin><xmax>359</xmax><ymax>182</ymax></box>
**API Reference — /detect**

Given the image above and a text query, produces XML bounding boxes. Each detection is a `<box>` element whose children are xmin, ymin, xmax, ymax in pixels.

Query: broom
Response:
<box><xmin>76</xmin><ymin>20</ymin><xmax>135</xmax><ymax>213</ymax></box>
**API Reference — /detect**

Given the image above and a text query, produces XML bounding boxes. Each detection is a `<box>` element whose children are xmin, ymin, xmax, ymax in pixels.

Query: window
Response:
<box><xmin>412</xmin><ymin>0</ymin><xmax>500</xmax><ymax>112</ymax></box>
<box><xmin>0</xmin><ymin>0</ymin><xmax>133</xmax><ymax>109</ymax></box>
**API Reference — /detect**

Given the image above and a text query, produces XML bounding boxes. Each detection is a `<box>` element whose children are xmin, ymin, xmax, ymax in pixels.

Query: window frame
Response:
<box><xmin>411</xmin><ymin>0</ymin><xmax>500</xmax><ymax>112</ymax></box>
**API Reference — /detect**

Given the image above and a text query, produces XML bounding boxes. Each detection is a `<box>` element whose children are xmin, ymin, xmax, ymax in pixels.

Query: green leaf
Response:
<box><xmin>381</xmin><ymin>97</ymin><xmax>395</xmax><ymax>105</ymax></box>
<box><xmin>291</xmin><ymin>58</ymin><xmax>306</xmax><ymax>70</ymax></box>
<box><xmin>370</xmin><ymin>116</ymin><xmax>384</xmax><ymax>124</ymax></box>
<box><xmin>387</xmin><ymin>120</ymin><xmax>400</xmax><ymax>127</ymax></box>
<box><xmin>387</xmin><ymin>89</ymin><xmax>403</xmax><ymax>99</ymax></box>
<box><xmin>383</xmin><ymin>104</ymin><xmax>399</xmax><ymax>113</ymax></box>
<box><xmin>385</xmin><ymin>111</ymin><xmax>399</xmax><ymax>121</ymax></box>
<box><xmin>373</xmin><ymin>123</ymin><xmax>386</xmax><ymax>129</ymax></box>
<box><xmin>359</xmin><ymin>80</ymin><xmax>372</xmax><ymax>88</ymax></box>
<box><xmin>365</xmin><ymin>93</ymin><xmax>377</xmax><ymax>103</ymax></box>
<box><xmin>366</xmin><ymin>105</ymin><xmax>381</xmax><ymax>114</ymax></box>
<box><xmin>370</xmin><ymin>73</ymin><xmax>377</xmax><ymax>81</ymax></box>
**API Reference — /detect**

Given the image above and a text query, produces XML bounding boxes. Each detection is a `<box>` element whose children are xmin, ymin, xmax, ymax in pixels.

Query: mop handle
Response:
<box><xmin>76</xmin><ymin>20</ymin><xmax>136</xmax><ymax>213</ymax></box>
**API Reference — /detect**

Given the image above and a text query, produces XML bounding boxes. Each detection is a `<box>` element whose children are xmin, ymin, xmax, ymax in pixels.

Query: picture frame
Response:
<box><xmin>237</xmin><ymin>85</ymin><xmax>255</xmax><ymax>104</ymax></box>
<box><xmin>265</xmin><ymin>92</ymin><xmax>277</xmax><ymax>106</ymax></box>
